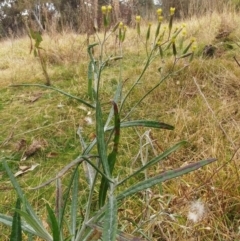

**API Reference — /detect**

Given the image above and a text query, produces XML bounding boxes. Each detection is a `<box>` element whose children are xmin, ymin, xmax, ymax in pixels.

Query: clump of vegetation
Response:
<box><xmin>0</xmin><ymin>6</ymin><xmax>217</xmax><ymax>241</ymax></box>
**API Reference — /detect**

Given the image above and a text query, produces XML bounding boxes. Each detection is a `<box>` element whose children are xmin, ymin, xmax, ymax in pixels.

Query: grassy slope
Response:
<box><xmin>1</xmin><ymin>11</ymin><xmax>240</xmax><ymax>240</ymax></box>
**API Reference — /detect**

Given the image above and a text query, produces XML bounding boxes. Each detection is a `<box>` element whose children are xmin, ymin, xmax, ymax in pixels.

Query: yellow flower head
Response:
<box><xmin>124</xmin><ymin>25</ymin><xmax>127</xmax><ymax>31</ymax></box>
<box><xmin>101</xmin><ymin>6</ymin><xmax>107</xmax><ymax>14</ymax></box>
<box><xmin>170</xmin><ymin>7</ymin><xmax>175</xmax><ymax>16</ymax></box>
<box><xmin>182</xmin><ymin>30</ymin><xmax>187</xmax><ymax>36</ymax></box>
<box><xmin>136</xmin><ymin>15</ymin><xmax>141</xmax><ymax>23</ymax></box>
<box><xmin>107</xmin><ymin>5</ymin><xmax>112</xmax><ymax>12</ymax></box>
<box><xmin>171</xmin><ymin>37</ymin><xmax>176</xmax><ymax>43</ymax></box>
<box><xmin>148</xmin><ymin>22</ymin><xmax>152</xmax><ymax>26</ymax></box>
<box><xmin>158</xmin><ymin>16</ymin><xmax>163</xmax><ymax>22</ymax></box>
<box><xmin>157</xmin><ymin>8</ymin><xmax>162</xmax><ymax>16</ymax></box>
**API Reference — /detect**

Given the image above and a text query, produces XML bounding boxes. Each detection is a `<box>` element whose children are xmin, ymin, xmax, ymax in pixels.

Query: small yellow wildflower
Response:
<box><xmin>101</xmin><ymin>6</ymin><xmax>107</xmax><ymax>14</ymax></box>
<box><xmin>136</xmin><ymin>15</ymin><xmax>141</xmax><ymax>23</ymax></box>
<box><xmin>124</xmin><ymin>25</ymin><xmax>127</xmax><ymax>31</ymax></box>
<box><xmin>170</xmin><ymin>7</ymin><xmax>175</xmax><ymax>16</ymax></box>
<box><xmin>148</xmin><ymin>22</ymin><xmax>152</xmax><ymax>26</ymax></box>
<box><xmin>157</xmin><ymin>8</ymin><xmax>162</xmax><ymax>16</ymax></box>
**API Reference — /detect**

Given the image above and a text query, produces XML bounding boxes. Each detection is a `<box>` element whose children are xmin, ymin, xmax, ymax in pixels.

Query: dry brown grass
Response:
<box><xmin>0</xmin><ymin>10</ymin><xmax>240</xmax><ymax>240</ymax></box>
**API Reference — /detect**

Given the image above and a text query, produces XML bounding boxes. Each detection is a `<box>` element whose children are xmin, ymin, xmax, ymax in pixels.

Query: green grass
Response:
<box><xmin>1</xmin><ymin>10</ymin><xmax>240</xmax><ymax>240</ymax></box>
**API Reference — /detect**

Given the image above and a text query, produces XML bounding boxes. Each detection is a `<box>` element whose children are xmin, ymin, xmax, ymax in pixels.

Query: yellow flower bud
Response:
<box><xmin>170</xmin><ymin>7</ymin><xmax>175</xmax><ymax>16</ymax></box>
<box><xmin>107</xmin><ymin>5</ymin><xmax>112</xmax><ymax>12</ymax></box>
<box><xmin>124</xmin><ymin>25</ymin><xmax>127</xmax><ymax>31</ymax></box>
<box><xmin>135</xmin><ymin>15</ymin><xmax>141</xmax><ymax>23</ymax></box>
<box><xmin>190</xmin><ymin>37</ymin><xmax>196</xmax><ymax>42</ymax></box>
<box><xmin>182</xmin><ymin>23</ymin><xmax>186</xmax><ymax>28</ymax></box>
<box><xmin>101</xmin><ymin>6</ymin><xmax>107</xmax><ymax>14</ymax></box>
<box><xmin>192</xmin><ymin>44</ymin><xmax>197</xmax><ymax>51</ymax></box>
<box><xmin>119</xmin><ymin>21</ymin><xmax>124</xmax><ymax>28</ymax></box>
<box><xmin>148</xmin><ymin>22</ymin><xmax>152</xmax><ymax>26</ymax></box>
<box><xmin>157</xmin><ymin>8</ymin><xmax>162</xmax><ymax>16</ymax></box>
<box><xmin>158</xmin><ymin>16</ymin><xmax>163</xmax><ymax>22</ymax></box>
<box><xmin>182</xmin><ymin>30</ymin><xmax>187</xmax><ymax>36</ymax></box>
<box><xmin>171</xmin><ymin>37</ymin><xmax>176</xmax><ymax>43</ymax></box>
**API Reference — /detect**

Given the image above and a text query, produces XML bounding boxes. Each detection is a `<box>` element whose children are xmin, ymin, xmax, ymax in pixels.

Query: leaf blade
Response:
<box><xmin>117</xmin><ymin>158</ymin><xmax>217</xmax><ymax>201</ymax></box>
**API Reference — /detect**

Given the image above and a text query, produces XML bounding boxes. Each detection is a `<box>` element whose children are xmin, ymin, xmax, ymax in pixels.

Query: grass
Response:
<box><xmin>1</xmin><ymin>10</ymin><xmax>240</xmax><ymax>240</ymax></box>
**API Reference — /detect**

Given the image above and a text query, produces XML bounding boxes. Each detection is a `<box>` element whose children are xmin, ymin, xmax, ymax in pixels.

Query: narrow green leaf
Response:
<box><xmin>118</xmin><ymin>141</ymin><xmax>187</xmax><ymax>186</ymax></box>
<box><xmin>137</xmin><ymin>23</ymin><xmax>140</xmax><ymax>36</ymax></box>
<box><xmin>3</xmin><ymin>161</ymin><xmax>53</xmax><ymax>241</ymax></box>
<box><xmin>178</xmin><ymin>53</ymin><xmax>192</xmax><ymax>59</ymax></box>
<box><xmin>172</xmin><ymin>42</ymin><xmax>177</xmax><ymax>56</ymax></box>
<box><xmin>102</xmin><ymin>195</ymin><xmax>118</xmax><ymax>241</ymax></box>
<box><xmin>96</xmin><ymin>100</ymin><xmax>110</xmax><ymax>178</ymax></box>
<box><xmin>168</xmin><ymin>15</ymin><xmax>174</xmax><ymax>38</ymax></box>
<box><xmin>10</xmin><ymin>198</ymin><xmax>22</xmax><ymax>241</ymax></box>
<box><xmin>117</xmin><ymin>158</ymin><xmax>217</xmax><ymax>201</ymax></box>
<box><xmin>99</xmin><ymin>102</ymin><xmax>120</xmax><ymax>207</ymax></box>
<box><xmin>106</xmin><ymin>120</ymin><xmax>174</xmax><ymax>131</ymax></box>
<box><xmin>59</xmin><ymin>166</ymin><xmax>79</xmax><ymax>231</ymax></box>
<box><xmin>87</xmin><ymin>61</ymin><xmax>94</xmax><ymax>100</ymax></box>
<box><xmin>70</xmin><ymin>169</ymin><xmax>79</xmax><ymax>240</ymax></box>
<box><xmin>46</xmin><ymin>204</ymin><xmax>61</xmax><ymax>241</ymax></box>
<box><xmin>146</xmin><ymin>24</ymin><xmax>151</xmax><ymax>41</ymax></box>
<box><xmin>182</xmin><ymin>42</ymin><xmax>193</xmax><ymax>54</ymax></box>
<box><xmin>14</xmin><ymin>209</ymin><xmax>52</xmax><ymax>241</ymax></box>
<box><xmin>155</xmin><ymin>22</ymin><xmax>161</xmax><ymax>39</ymax></box>
<box><xmin>10</xmin><ymin>84</ymin><xmax>95</xmax><ymax>109</ymax></box>
<box><xmin>0</xmin><ymin>213</ymin><xmax>36</xmax><ymax>235</ymax></box>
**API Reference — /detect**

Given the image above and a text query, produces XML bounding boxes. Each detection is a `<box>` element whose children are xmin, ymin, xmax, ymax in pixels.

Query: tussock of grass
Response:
<box><xmin>1</xmin><ymin>11</ymin><xmax>240</xmax><ymax>240</ymax></box>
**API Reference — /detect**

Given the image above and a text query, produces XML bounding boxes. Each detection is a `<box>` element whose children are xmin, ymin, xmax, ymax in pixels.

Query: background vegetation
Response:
<box><xmin>1</xmin><ymin>0</ymin><xmax>240</xmax><ymax>240</ymax></box>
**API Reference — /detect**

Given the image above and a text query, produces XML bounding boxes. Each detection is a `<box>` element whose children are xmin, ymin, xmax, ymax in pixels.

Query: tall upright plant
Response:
<box><xmin>0</xmin><ymin>7</ymin><xmax>216</xmax><ymax>241</ymax></box>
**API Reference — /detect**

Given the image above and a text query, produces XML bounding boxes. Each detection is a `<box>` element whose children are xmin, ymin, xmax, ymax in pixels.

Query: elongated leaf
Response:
<box><xmin>59</xmin><ymin>166</ymin><xmax>79</xmax><ymax>231</ymax></box>
<box><xmin>70</xmin><ymin>169</ymin><xmax>79</xmax><ymax>241</ymax></box>
<box><xmin>102</xmin><ymin>195</ymin><xmax>118</xmax><ymax>241</ymax></box>
<box><xmin>117</xmin><ymin>158</ymin><xmax>217</xmax><ymax>201</ymax></box>
<box><xmin>88</xmin><ymin>61</ymin><xmax>94</xmax><ymax>100</ymax></box>
<box><xmin>10</xmin><ymin>84</ymin><xmax>95</xmax><ymax>109</ymax></box>
<box><xmin>3</xmin><ymin>162</ymin><xmax>50</xmax><ymax>226</ymax></box>
<box><xmin>118</xmin><ymin>141</ymin><xmax>187</xmax><ymax>186</ymax></box>
<box><xmin>0</xmin><ymin>214</ymin><xmax>36</xmax><ymax>234</ymax></box>
<box><xmin>105</xmin><ymin>80</ymin><xmax>123</xmax><ymax>128</ymax></box>
<box><xmin>99</xmin><ymin>102</ymin><xmax>120</xmax><ymax>207</ymax></box>
<box><xmin>96</xmin><ymin>100</ymin><xmax>111</xmax><ymax>178</ymax></box>
<box><xmin>14</xmin><ymin>210</ymin><xmax>52</xmax><ymax>241</ymax></box>
<box><xmin>10</xmin><ymin>198</ymin><xmax>22</xmax><ymax>241</ymax></box>
<box><xmin>46</xmin><ymin>204</ymin><xmax>61</xmax><ymax>241</ymax></box>
<box><xmin>106</xmin><ymin>120</ymin><xmax>174</xmax><ymax>131</ymax></box>
<box><xmin>3</xmin><ymin>161</ymin><xmax>52</xmax><ymax>240</ymax></box>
